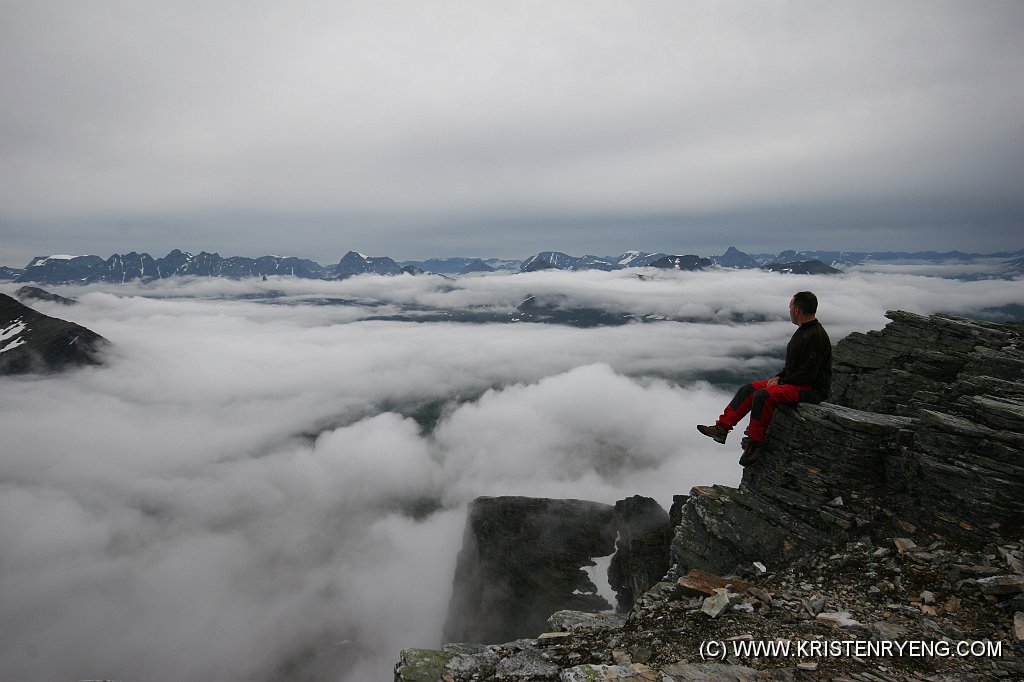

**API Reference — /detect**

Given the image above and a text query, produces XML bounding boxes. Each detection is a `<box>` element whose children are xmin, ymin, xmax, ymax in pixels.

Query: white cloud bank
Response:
<box><xmin>1</xmin><ymin>267</ymin><xmax>1021</xmax><ymax>681</ymax></box>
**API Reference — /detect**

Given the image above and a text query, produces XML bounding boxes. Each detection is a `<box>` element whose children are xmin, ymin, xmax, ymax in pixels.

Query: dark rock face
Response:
<box><xmin>458</xmin><ymin>259</ymin><xmax>496</xmax><ymax>275</ymax></box>
<box><xmin>520</xmin><ymin>251</ymin><xmax>580</xmax><ymax>272</ymax></box>
<box><xmin>830</xmin><ymin>310</ymin><xmax>1024</xmax><ymax>418</ymax></box>
<box><xmin>17</xmin><ymin>255</ymin><xmax>105</xmax><ymax>284</ymax></box>
<box><xmin>14</xmin><ymin>250</ymin><xmax>330</xmax><ymax>283</ymax></box>
<box><xmin>0</xmin><ymin>294</ymin><xmax>108</xmax><ymax>375</ymax></box>
<box><xmin>607</xmin><ymin>496</ymin><xmax>671</xmax><ymax>612</ymax></box>
<box><xmin>92</xmin><ymin>251</ymin><xmax>162</xmax><ymax>282</ymax></box>
<box><xmin>0</xmin><ymin>266</ymin><xmax>25</xmax><ymax>280</ymax></box>
<box><xmin>649</xmin><ymin>254</ymin><xmax>712</xmax><ymax>271</ymax></box>
<box><xmin>828</xmin><ymin>311</ymin><xmax>1024</xmax><ymax>542</ymax></box>
<box><xmin>761</xmin><ymin>259</ymin><xmax>841</xmax><ymax>274</ymax></box>
<box><xmin>616</xmin><ymin>251</ymin><xmax>668</xmax><ymax>268</ymax></box>
<box><xmin>442</xmin><ymin>494</ymin><xmax>673</xmax><ymax>646</ymax></box>
<box><xmin>223</xmin><ymin>255</ymin><xmax>326</xmax><ymax>279</ymax></box>
<box><xmin>573</xmin><ymin>255</ymin><xmax>618</xmax><ymax>271</ymax></box>
<box><xmin>400</xmin><ymin>311</ymin><xmax>1024</xmax><ymax>680</ymax></box>
<box><xmin>442</xmin><ymin>496</ymin><xmax>617</xmax><ymax>645</ymax></box>
<box><xmin>15</xmin><ymin>286</ymin><xmax>77</xmax><ymax>305</ymax></box>
<box><xmin>671</xmin><ymin>311</ymin><xmax>1024</xmax><ymax>578</ymax></box>
<box><xmin>669</xmin><ymin>402</ymin><xmax>923</xmax><ymax>574</ymax></box>
<box><xmin>714</xmin><ymin>246</ymin><xmax>759</xmax><ymax>268</ymax></box>
<box><xmin>400</xmin><ymin>257</ymin><xmax>481</xmax><ymax>274</ymax></box>
<box><xmin>512</xmin><ymin>294</ymin><xmax>637</xmax><ymax>327</ymax></box>
<box><xmin>519</xmin><ymin>251</ymin><xmax>668</xmax><ymax>272</ymax></box>
<box><xmin>333</xmin><ymin>251</ymin><xmax>403</xmax><ymax>277</ymax></box>
<box><xmin>156</xmin><ymin>249</ymin><xmax>194</xmax><ymax>277</ymax></box>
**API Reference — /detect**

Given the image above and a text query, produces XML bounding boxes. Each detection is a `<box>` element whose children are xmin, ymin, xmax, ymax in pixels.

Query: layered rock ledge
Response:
<box><xmin>397</xmin><ymin>311</ymin><xmax>1024</xmax><ymax>681</ymax></box>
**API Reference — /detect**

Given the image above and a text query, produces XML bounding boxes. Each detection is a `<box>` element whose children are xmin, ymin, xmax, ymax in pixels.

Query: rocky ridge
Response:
<box><xmin>7</xmin><ymin>248</ymin><xmax>1022</xmax><ymax>284</ymax></box>
<box><xmin>396</xmin><ymin>311</ymin><xmax>1024</xmax><ymax>681</ymax></box>
<box><xmin>761</xmin><ymin>260</ymin><xmax>842</xmax><ymax>275</ymax></box>
<box><xmin>0</xmin><ymin>293</ymin><xmax>108</xmax><ymax>375</ymax></box>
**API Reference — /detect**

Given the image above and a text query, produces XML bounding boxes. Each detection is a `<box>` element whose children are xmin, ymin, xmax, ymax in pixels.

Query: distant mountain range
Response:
<box><xmin>2</xmin><ymin>247</ymin><xmax>1021</xmax><ymax>285</ymax></box>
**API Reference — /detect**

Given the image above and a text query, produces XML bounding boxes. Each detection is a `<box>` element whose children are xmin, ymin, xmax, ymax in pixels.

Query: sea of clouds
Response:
<box><xmin>1</xmin><ymin>265</ymin><xmax>1022</xmax><ymax>681</ymax></box>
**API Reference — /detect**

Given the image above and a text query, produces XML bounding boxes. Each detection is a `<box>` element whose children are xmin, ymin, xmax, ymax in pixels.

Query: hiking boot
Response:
<box><xmin>697</xmin><ymin>424</ymin><xmax>729</xmax><ymax>444</ymax></box>
<box><xmin>738</xmin><ymin>440</ymin><xmax>762</xmax><ymax>466</ymax></box>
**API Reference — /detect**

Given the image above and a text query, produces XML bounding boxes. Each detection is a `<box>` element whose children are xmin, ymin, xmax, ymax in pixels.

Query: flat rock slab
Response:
<box><xmin>978</xmin><ymin>574</ymin><xmax>1024</xmax><ymax>595</ymax></box>
<box><xmin>547</xmin><ymin>610</ymin><xmax>628</xmax><ymax>632</ymax></box>
<box><xmin>658</xmin><ymin>661</ymin><xmax>779</xmax><ymax>681</ymax></box>
<box><xmin>677</xmin><ymin>569</ymin><xmax>751</xmax><ymax>596</ymax></box>
<box><xmin>815</xmin><ymin>611</ymin><xmax>863</xmax><ymax>629</ymax></box>
<box><xmin>560</xmin><ymin>663</ymin><xmax>661</xmax><ymax>681</ymax></box>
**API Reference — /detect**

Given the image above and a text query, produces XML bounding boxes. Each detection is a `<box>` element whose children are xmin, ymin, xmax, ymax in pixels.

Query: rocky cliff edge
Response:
<box><xmin>396</xmin><ymin>311</ymin><xmax>1024</xmax><ymax>681</ymax></box>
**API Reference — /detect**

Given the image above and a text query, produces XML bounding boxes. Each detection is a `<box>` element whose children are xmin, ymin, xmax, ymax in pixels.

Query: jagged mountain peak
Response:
<box><xmin>521</xmin><ymin>250</ymin><xmax>668</xmax><ymax>272</ymax></box>
<box><xmin>335</xmin><ymin>251</ymin><xmax>403</xmax><ymax>277</ymax></box>
<box><xmin>7</xmin><ymin>246</ymin><xmax>1023</xmax><ymax>284</ymax></box>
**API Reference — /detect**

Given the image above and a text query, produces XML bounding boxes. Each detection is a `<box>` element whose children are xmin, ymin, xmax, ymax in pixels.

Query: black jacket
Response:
<box><xmin>777</xmin><ymin>318</ymin><xmax>832</xmax><ymax>400</ymax></box>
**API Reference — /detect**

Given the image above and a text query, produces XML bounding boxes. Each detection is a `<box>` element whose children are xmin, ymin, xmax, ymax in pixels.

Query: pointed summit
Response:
<box><xmin>716</xmin><ymin>246</ymin><xmax>758</xmax><ymax>268</ymax></box>
<box><xmin>334</xmin><ymin>251</ymin><xmax>403</xmax><ymax>278</ymax></box>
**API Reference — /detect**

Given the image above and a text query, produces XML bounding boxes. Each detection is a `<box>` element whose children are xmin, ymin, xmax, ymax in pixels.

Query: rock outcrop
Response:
<box><xmin>650</xmin><ymin>254</ymin><xmax>713</xmax><ymax>271</ymax></box>
<box><xmin>459</xmin><ymin>259</ymin><xmax>496</xmax><ymax>274</ymax></box>
<box><xmin>0</xmin><ymin>293</ymin><xmax>108</xmax><ymax>375</ymax></box>
<box><xmin>761</xmin><ymin>259</ymin><xmax>841</xmax><ymax>275</ymax></box>
<box><xmin>334</xmin><ymin>251</ymin><xmax>404</xmax><ymax>277</ymax></box>
<box><xmin>442</xmin><ymin>497</ymin><xmax>617</xmax><ymax>645</ymax></box>
<box><xmin>607</xmin><ymin>496</ymin><xmax>672</xmax><ymax>612</ymax></box>
<box><xmin>672</xmin><ymin>310</ymin><xmax>1023</xmax><ymax>574</ymax></box>
<box><xmin>15</xmin><ymin>285</ymin><xmax>77</xmax><ymax>305</ymax></box>
<box><xmin>443</xmin><ymin>494</ymin><xmax>681</xmax><ymax>647</ymax></box>
<box><xmin>398</xmin><ymin>311</ymin><xmax>1024</xmax><ymax>681</ymax></box>
<box><xmin>512</xmin><ymin>294</ymin><xmax>639</xmax><ymax>327</ymax></box>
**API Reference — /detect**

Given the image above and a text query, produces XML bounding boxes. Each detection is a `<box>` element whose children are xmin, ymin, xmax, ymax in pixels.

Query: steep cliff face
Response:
<box><xmin>443</xmin><ymin>497</ymin><xmax>617</xmax><ymax>645</ymax></box>
<box><xmin>671</xmin><ymin>311</ymin><xmax>1024</xmax><ymax>578</ymax></box>
<box><xmin>399</xmin><ymin>311</ymin><xmax>1024</xmax><ymax>681</ymax></box>
<box><xmin>607</xmin><ymin>496</ymin><xmax>672</xmax><ymax>613</ymax></box>
<box><xmin>830</xmin><ymin>311</ymin><xmax>1024</xmax><ymax>420</ymax></box>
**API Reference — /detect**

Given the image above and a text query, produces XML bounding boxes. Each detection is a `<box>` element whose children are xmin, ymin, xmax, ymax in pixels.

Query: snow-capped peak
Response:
<box><xmin>30</xmin><ymin>255</ymin><xmax>79</xmax><ymax>267</ymax></box>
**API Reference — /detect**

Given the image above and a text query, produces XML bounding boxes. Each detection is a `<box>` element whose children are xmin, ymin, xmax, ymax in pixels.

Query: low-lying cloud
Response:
<box><xmin>1</xmin><ymin>266</ymin><xmax>1021</xmax><ymax>681</ymax></box>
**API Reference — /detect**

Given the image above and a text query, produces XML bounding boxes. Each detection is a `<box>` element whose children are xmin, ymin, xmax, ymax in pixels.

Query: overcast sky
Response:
<box><xmin>1</xmin><ymin>1</ymin><xmax>1022</xmax><ymax>266</ymax></box>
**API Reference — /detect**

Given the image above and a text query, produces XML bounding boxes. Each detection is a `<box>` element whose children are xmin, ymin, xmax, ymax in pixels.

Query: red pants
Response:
<box><xmin>716</xmin><ymin>379</ymin><xmax>809</xmax><ymax>443</ymax></box>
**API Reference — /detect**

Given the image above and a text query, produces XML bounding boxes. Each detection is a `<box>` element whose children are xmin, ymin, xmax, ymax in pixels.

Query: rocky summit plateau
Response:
<box><xmin>396</xmin><ymin>311</ymin><xmax>1024</xmax><ymax>681</ymax></box>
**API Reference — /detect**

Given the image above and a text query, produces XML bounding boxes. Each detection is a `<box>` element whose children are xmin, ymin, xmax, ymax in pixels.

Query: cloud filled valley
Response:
<box><xmin>1</xmin><ymin>266</ymin><xmax>1022</xmax><ymax>681</ymax></box>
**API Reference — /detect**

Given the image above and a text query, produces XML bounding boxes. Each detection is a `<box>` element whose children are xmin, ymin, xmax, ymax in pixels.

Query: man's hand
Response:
<box><xmin>767</xmin><ymin>377</ymin><xmax>780</xmax><ymax>387</ymax></box>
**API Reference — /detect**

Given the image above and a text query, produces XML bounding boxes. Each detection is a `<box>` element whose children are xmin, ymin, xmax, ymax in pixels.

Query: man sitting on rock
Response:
<box><xmin>698</xmin><ymin>291</ymin><xmax>832</xmax><ymax>466</ymax></box>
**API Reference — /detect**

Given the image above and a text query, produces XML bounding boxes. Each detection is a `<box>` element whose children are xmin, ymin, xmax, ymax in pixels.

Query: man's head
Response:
<box><xmin>789</xmin><ymin>291</ymin><xmax>818</xmax><ymax>325</ymax></box>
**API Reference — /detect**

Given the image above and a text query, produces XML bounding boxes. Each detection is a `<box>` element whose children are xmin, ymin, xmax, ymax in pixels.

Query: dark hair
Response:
<box><xmin>792</xmin><ymin>291</ymin><xmax>818</xmax><ymax>315</ymax></box>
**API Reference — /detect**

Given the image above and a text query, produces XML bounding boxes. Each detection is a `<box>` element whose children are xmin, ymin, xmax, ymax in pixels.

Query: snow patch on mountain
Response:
<box><xmin>0</xmin><ymin>318</ymin><xmax>28</xmax><ymax>353</ymax></box>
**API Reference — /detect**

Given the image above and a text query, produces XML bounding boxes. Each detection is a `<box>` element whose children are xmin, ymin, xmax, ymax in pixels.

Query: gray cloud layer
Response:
<box><xmin>1</xmin><ymin>1</ymin><xmax>1023</xmax><ymax>265</ymax></box>
<box><xmin>2</xmin><ymin>266</ymin><xmax>1022</xmax><ymax>681</ymax></box>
